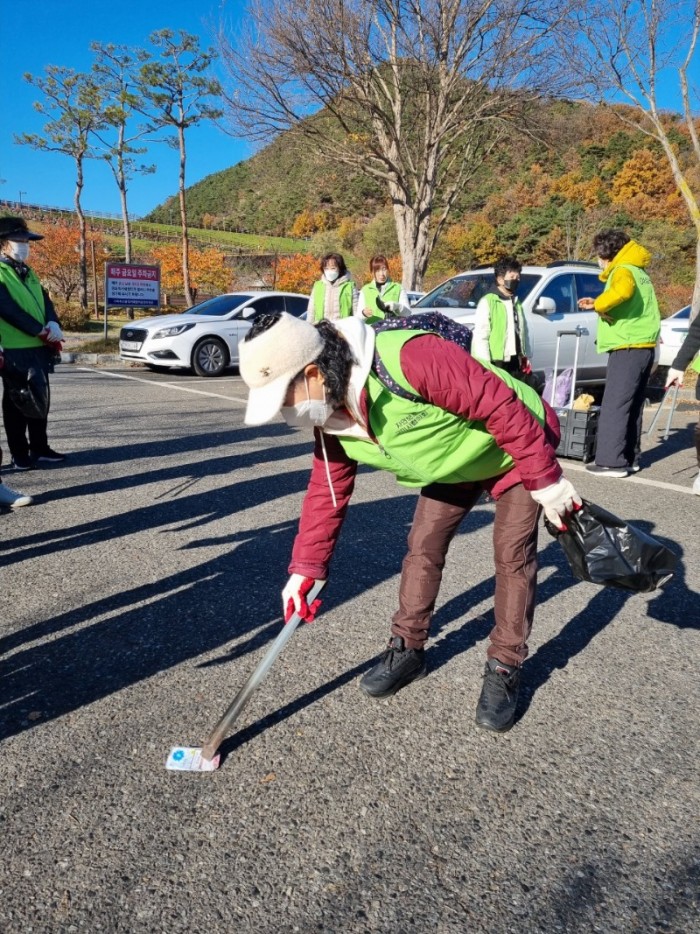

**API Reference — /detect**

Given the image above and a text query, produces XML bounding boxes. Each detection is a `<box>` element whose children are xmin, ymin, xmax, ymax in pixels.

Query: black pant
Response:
<box><xmin>695</xmin><ymin>378</ymin><xmax>700</xmax><ymax>468</ymax></box>
<box><xmin>595</xmin><ymin>347</ymin><xmax>654</xmax><ymax>468</ymax></box>
<box><xmin>2</xmin><ymin>383</ymin><xmax>50</xmax><ymax>459</ymax></box>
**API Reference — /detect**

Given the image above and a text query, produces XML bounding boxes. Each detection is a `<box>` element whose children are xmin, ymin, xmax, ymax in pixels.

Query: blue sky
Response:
<box><xmin>1</xmin><ymin>2</ymin><xmax>691</xmax><ymax>222</ymax></box>
<box><xmin>0</xmin><ymin>0</ymin><xmax>251</xmax><ymax>218</ymax></box>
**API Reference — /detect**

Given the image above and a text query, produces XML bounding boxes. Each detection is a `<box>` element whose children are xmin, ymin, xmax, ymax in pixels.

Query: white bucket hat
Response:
<box><xmin>239</xmin><ymin>313</ymin><xmax>324</xmax><ymax>425</ymax></box>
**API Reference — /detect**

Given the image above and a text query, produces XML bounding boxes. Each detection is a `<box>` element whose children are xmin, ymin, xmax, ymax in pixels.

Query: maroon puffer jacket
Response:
<box><xmin>289</xmin><ymin>333</ymin><xmax>562</xmax><ymax>579</ymax></box>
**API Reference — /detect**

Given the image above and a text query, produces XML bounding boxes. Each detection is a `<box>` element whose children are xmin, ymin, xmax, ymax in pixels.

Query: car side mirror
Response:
<box><xmin>239</xmin><ymin>307</ymin><xmax>258</xmax><ymax>320</ymax></box>
<box><xmin>533</xmin><ymin>296</ymin><xmax>557</xmax><ymax>316</ymax></box>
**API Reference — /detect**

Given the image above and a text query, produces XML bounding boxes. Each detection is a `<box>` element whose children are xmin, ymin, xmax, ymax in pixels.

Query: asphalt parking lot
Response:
<box><xmin>1</xmin><ymin>363</ymin><xmax>698</xmax><ymax>933</ymax></box>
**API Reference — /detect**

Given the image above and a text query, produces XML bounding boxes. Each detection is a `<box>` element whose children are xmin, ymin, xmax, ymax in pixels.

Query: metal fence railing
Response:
<box><xmin>1</xmin><ymin>200</ymin><xmax>301</xmax><ymax>257</ymax></box>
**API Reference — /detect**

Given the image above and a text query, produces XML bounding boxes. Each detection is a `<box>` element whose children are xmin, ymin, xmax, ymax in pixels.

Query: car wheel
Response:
<box><xmin>192</xmin><ymin>338</ymin><xmax>229</xmax><ymax>377</ymax></box>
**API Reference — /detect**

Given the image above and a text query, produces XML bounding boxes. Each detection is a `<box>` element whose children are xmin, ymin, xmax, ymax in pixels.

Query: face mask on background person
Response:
<box><xmin>281</xmin><ymin>378</ymin><xmax>334</xmax><ymax>429</ymax></box>
<box><xmin>324</xmin><ymin>267</ymin><xmax>339</xmax><ymax>283</ymax></box>
<box><xmin>503</xmin><ymin>276</ymin><xmax>519</xmax><ymax>293</ymax></box>
<box><xmin>6</xmin><ymin>241</ymin><xmax>30</xmax><ymax>263</ymax></box>
<box><xmin>597</xmin><ymin>257</ymin><xmax>608</xmax><ymax>270</ymax></box>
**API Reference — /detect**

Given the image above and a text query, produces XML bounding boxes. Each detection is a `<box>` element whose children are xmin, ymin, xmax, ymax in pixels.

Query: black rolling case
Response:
<box><xmin>550</xmin><ymin>329</ymin><xmax>599</xmax><ymax>463</ymax></box>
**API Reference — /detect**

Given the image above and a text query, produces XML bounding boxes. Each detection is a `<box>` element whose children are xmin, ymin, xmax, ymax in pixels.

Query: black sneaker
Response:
<box><xmin>475</xmin><ymin>659</ymin><xmax>521</xmax><ymax>733</ymax></box>
<box><xmin>585</xmin><ymin>464</ymin><xmax>629</xmax><ymax>478</ymax></box>
<box><xmin>11</xmin><ymin>454</ymin><xmax>37</xmax><ymax>471</ymax></box>
<box><xmin>32</xmin><ymin>448</ymin><xmax>66</xmax><ymax>463</ymax></box>
<box><xmin>360</xmin><ymin>636</ymin><xmax>427</xmax><ymax>699</ymax></box>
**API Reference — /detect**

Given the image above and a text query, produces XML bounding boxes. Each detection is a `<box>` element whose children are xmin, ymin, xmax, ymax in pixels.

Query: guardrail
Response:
<box><xmin>1</xmin><ymin>200</ymin><xmax>304</xmax><ymax>256</ymax></box>
<box><xmin>0</xmin><ymin>199</ymin><xmax>143</xmax><ymax>222</ymax></box>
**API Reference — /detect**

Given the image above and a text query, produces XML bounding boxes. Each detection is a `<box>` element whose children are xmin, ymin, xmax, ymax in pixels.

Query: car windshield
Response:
<box><xmin>182</xmin><ymin>295</ymin><xmax>253</xmax><ymax>317</ymax></box>
<box><xmin>415</xmin><ymin>274</ymin><xmax>541</xmax><ymax>310</ymax></box>
<box><xmin>671</xmin><ymin>305</ymin><xmax>690</xmax><ymax>320</ymax></box>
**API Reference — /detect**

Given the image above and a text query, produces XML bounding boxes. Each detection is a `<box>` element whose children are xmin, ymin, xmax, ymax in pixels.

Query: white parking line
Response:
<box><xmin>74</xmin><ymin>367</ymin><xmax>697</xmax><ymax>493</ymax></box>
<box><xmin>75</xmin><ymin>367</ymin><xmax>246</xmax><ymax>404</ymax></box>
<box><xmin>563</xmin><ymin>460</ymin><xmax>697</xmax><ymax>495</ymax></box>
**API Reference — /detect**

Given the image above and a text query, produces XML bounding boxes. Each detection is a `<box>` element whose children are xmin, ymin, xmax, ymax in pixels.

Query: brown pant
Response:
<box><xmin>391</xmin><ymin>482</ymin><xmax>541</xmax><ymax>667</ymax></box>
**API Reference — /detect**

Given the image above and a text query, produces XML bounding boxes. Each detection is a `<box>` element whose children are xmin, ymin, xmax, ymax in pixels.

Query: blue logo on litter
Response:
<box><xmin>173</xmin><ymin>749</ymin><xmax>185</xmax><ymax>761</ymax></box>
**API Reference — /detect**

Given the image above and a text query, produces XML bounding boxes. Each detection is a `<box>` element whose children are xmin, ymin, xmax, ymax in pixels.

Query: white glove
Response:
<box><xmin>665</xmin><ymin>367</ymin><xmax>684</xmax><ymax>389</ymax></box>
<box><xmin>386</xmin><ymin>302</ymin><xmax>411</xmax><ymax>317</ymax></box>
<box><xmin>530</xmin><ymin>478</ymin><xmax>582</xmax><ymax>529</ymax></box>
<box><xmin>282</xmin><ymin>573</ymin><xmax>325</xmax><ymax>622</ymax></box>
<box><xmin>45</xmin><ymin>321</ymin><xmax>64</xmax><ymax>341</ymax></box>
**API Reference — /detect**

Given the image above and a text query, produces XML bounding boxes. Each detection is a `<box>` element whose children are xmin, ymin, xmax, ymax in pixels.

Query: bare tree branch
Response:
<box><xmin>567</xmin><ymin>0</ymin><xmax>700</xmax><ymax>316</ymax></box>
<box><xmin>218</xmin><ymin>0</ymin><xmax>576</xmax><ymax>287</ymax></box>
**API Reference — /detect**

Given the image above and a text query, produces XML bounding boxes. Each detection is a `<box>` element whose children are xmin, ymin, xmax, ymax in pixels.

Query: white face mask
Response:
<box><xmin>597</xmin><ymin>257</ymin><xmax>607</xmax><ymax>270</ymax></box>
<box><xmin>7</xmin><ymin>241</ymin><xmax>30</xmax><ymax>263</ymax></box>
<box><xmin>281</xmin><ymin>378</ymin><xmax>334</xmax><ymax>429</ymax></box>
<box><xmin>324</xmin><ymin>268</ymin><xmax>339</xmax><ymax>283</ymax></box>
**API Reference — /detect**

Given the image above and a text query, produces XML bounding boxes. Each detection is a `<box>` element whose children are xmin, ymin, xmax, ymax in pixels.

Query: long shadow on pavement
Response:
<box><xmin>0</xmin><ymin>494</ymin><xmax>422</xmax><ymax>741</ymax></box>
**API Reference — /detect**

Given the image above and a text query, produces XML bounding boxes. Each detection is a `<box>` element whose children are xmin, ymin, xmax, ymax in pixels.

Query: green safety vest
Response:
<box><xmin>481</xmin><ymin>292</ymin><xmax>528</xmax><ymax>362</ymax></box>
<box><xmin>596</xmin><ymin>263</ymin><xmax>660</xmax><ymax>353</ymax></box>
<box><xmin>337</xmin><ymin>328</ymin><xmax>546</xmax><ymax>488</ymax></box>
<box><xmin>0</xmin><ymin>262</ymin><xmax>47</xmax><ymax>349</ymax></box>
<box><xmin>312</xmin><ymin>279</ymin><xmax>354</xmax><ymax>322</ymax></box>
<box><xmin>360</xmin><ymin>280</ymin><xmax>402</xmax><ymax>324</ymax></box>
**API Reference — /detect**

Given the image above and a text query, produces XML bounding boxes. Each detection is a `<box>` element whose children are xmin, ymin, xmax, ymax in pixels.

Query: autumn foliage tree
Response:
<box><xmin>289</xmin><ymin>209</ymin><xmax>333</xmax><ymax>238</ymax></box>
<box><xmin>611</xmin><ymin>148</ymin><xmax>685</xmax><ymax>222</ymax></box>
<box><xmin>31</xmin><ymin>222</ymin><xmax>107</xmax><ymax>302</ymax></box>
<box><xmin>274</xmin><ymin>253</ymin><xmax>319</xmax><ymax>294</ymax></box>
<box><xmin>150</xmin><ymin>243</ymin><xmax>231</xmax><ymax>301</ymax></box>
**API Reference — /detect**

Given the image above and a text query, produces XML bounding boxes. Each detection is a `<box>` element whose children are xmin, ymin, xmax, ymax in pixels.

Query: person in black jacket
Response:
<box><xmin>0</xmin><ymin>216</ymin><xmax>65</xmax><ymax>471</ymax></box>
<box><xmin>664</xmin><ymin>308</ymin><xmax>700</xmax><ymax>494</ymax></box>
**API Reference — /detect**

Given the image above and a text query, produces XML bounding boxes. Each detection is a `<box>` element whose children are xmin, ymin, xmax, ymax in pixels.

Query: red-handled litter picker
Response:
<box><xmin>166</xmin><ymin>580</ymin><xmax>325</xmax><ymax>772</ymax></box>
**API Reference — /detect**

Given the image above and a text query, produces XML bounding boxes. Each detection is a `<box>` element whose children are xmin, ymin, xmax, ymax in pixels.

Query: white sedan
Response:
<box><xmin>658</xmin><ymin>305</ymin><xmax>691</xmax><ymax>367</ymax></box>
<box><xmin>119</xmin><ymin>291</ymin><xmax>309</xmax><ymax>376</ymax></box>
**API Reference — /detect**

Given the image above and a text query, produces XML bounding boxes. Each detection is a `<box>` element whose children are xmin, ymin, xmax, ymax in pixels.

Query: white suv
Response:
<box><xmin>413</xmin><ymin>262</ymin><xmax>607</xmax><ymax>386</ymax></box>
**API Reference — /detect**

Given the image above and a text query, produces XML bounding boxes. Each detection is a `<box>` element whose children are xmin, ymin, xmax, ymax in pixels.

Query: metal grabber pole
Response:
<box><xmin>646</xmin><ymin>382</ymin><xmax>680</xmax><ymax>441</ymax></box>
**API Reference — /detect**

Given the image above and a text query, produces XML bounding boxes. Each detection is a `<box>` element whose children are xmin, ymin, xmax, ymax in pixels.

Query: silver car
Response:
<box><xmin>413</xmin><ymin>262</ymin><xmax>607</xmax><ymax>386</ymax></box>
<box><xmin>119</xmin><ymin>291</ymin><xmax>309</xmax><ymax>377</ymax></box>
<box><xmin>658</xmin><ymin>304</ymin><xmax>691</xmax><ymax>368</ymax></box>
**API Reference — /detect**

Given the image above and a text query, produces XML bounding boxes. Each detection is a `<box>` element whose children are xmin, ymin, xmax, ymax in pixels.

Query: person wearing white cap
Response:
<box><xmin>239</xmin><ymin>311</ymin><xmax>581</xmax><ymax>733</ymax></box>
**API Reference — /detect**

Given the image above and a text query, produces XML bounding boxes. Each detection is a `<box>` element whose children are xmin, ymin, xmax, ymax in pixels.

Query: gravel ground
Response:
<box><xmin>1</xmin><ymin>364</ymin><xmax>698</xmax><ymax>933</ymax></box>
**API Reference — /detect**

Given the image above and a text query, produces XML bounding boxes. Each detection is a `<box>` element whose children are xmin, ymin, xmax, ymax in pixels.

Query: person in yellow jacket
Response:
<box><xmin>307</xmin><ymin>253</ymin><xmax>358</xmax><ymax>322</ymax></box>
<box><xmin>578</xmin><ymin>229</ymin><xmax>660</xmax><ymax>477</ymax></box>
<box><xmin>0</xmin><ymin>216</ymin><xmax>66</xmax><ymax>471</ymax></box>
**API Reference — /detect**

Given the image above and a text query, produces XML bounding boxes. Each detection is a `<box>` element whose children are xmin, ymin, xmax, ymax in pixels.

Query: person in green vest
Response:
<box><xmin>664</xmin><ymin>307</ymin><xmax>700</xmax><ymax>494</ymax></box>
<box><xmin>238</xmin><ymin>311</ymin><xmax>582</xmax><ymax>734</ymax></box>
<box><xmin>472</xmin><ymin>256</ymin><xmax>532</xmax><ymax>379</ymax></box>
<box><xmin>356</xmin><ymin>254</ymin><xmax>409</xmax><ymax>324</ymax></box>
<box><xmin>578</xmin><ymin>229</ymin><xmax>660</xmax><ymax>477</ymax></box>
<box><xmin>0</xmin><ymin>216</ymin><xmax>66</xmax><ymax>471</ymax></box>
<box><xmin>307</xmin><ymin>252</ymin><xmax>358</xmax><ymax>323</ymax></box>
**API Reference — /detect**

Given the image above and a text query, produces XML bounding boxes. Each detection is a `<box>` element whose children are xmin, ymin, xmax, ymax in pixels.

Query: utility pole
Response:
<box><xmin>90</xmin><ymin>239</ymin><xmax>99</xmax><ymax>319</ymax></box>
<box><xmin>18</xmin><ymin>191</ymin><xmax>26</xmax><ymax>211</ymax></box>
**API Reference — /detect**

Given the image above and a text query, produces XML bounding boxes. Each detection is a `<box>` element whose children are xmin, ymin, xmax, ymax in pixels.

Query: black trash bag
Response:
<box><xmin>2</xmin><ymin>362</ymin><xmax>49</xmax><ymax>420</ymax></box>
<box><xmin>545</xmin><ymin>499</ymin><xmax>678</xmax><ymax>593</ymax></box>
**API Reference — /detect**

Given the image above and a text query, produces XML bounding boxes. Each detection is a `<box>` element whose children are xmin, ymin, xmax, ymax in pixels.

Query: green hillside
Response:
<box><xmin>150</xmin><ymin>99</ymin><xmax>696</xmax><ymax>307</ymax></box>
<box><xmin>147</xmin><ymin>130</ymin><xmax>385</xmax><ymax>236</ymax></box>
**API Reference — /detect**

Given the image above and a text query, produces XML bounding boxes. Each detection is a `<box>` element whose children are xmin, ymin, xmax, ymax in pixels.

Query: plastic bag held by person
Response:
<box><xmin>545</xmin><ymin>500</ymin><xmax>678</xmax><ymax>592</ymax></box>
